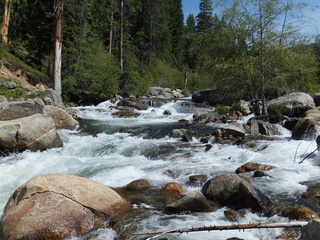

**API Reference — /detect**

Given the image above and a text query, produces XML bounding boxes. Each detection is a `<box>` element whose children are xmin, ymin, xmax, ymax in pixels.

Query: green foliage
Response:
<box><xmin>148</xmin><ymin>61</ymin><xmax>183</xmax><ymax>89</ymax></box>
<box><xmin>62</xmin><ymin>39</ymin><xmax>120</xmax><ymax>104</ymax></box>
<box><xmin>267</xmin><ymin>104</ymin><xmax>289</xmax><ymax>119</ymax></box>
<box><xmin>231</xmin><ymin>101</ymin><xmax>242</xmax><ymax>112</ymax></box>
<box><xmin>214</xmin><ymin>104</ymin><xmax>229</xmax><ymax>115</ymax></box>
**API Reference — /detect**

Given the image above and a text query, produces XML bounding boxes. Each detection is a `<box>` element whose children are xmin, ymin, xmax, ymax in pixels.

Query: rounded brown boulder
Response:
<box><xmin>0</xmin><ymin>174</ymin><xmax>131</xmax><ymax>240</ymax></box>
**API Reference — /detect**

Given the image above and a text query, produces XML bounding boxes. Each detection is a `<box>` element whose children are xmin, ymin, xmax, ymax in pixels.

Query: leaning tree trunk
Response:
<box><xmin>1</xmin><ymin>0</ymin><xmax>11</xmax><ymax>43</ymax></box>
<box><xmin>53</xmin><ymin>0</ymin><xmax>64</xmax><ymax>95</ymax></box>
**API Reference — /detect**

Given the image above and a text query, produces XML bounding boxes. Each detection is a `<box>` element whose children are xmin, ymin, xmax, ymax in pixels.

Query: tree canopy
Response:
<box><xmin>0</xmin><ymin>0</ymin><xmax>319</xmax><ymax>105</ymax></box>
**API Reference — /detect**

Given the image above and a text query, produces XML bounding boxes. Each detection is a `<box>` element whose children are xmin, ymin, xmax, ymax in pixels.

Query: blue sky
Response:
<box><xmin>182</xmin><ymin>0</ymin><xmax>319</xmax><ymax>36</ymax></box>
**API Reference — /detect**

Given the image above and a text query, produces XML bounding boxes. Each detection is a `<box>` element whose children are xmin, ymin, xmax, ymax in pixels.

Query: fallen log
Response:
<box><xmin>133</xmin><ymin>221</ymin><xmax>308</xmax><ymax>236</ymax></box>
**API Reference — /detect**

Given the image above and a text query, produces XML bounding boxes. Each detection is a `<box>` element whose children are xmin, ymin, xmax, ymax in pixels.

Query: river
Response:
<box><xmin>0</xmin><ymin>99</ymin><xmax>319</xmax><ymax>240</ymax></box>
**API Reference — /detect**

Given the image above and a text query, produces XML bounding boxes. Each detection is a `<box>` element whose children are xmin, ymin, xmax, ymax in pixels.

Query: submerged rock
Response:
<box><xmin>0</xmin><ymin>174</ymin><xmax>131</xmax><ymax>240</ymax></box>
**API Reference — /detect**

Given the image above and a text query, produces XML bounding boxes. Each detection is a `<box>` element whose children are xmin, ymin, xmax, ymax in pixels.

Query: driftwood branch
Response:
<box><xmin>134</xmin><ymin>221</ymin><xmax>308</xmax><ymax>236</ymax></box>
<box><xmin>299</xmin><ymin>148</ymin><xmax>318</xmax><ymax>164</ymax></box>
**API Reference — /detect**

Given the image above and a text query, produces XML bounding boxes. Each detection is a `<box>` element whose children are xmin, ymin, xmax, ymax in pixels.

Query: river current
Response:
<box><xmin>0</xmin><ymin>99</ymin><xmax>320</xmax><ymax>240</ymax></box>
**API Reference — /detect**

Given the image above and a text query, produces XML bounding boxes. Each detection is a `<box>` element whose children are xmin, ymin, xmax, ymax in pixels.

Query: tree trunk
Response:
<box><xmin>54</xmin><ymin>0</ymin><xmax>64</xmax><ymax>95</ymax></box>
<box><xmin>109</xmin><ymin>0</ymin><xmax>114</xmax><ymax>54</ymax></box>
<box><xmin>119</xmin><ymin>0</ymin><xmax>124</xmax><ymax>71</ymax></box>
<box><xmin>1</xmin><ymin>0</ymin><xmax>11</xmax><ymax>43</ymax></box>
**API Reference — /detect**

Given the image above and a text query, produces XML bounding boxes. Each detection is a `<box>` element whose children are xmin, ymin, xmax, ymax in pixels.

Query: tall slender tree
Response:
<box><xmin>196</xmin><ymin>0</ymin><xmax>214</xmax><ymax>33</ymax></box>
<box><xmin>53</xmin><ymin>0</ymin><xmax>63</xmax><ymax>94</ymax></box>
<box><xmin>1</xmin><ymin>0</ymin><xmax>11</xmax><ymax>43</ymax></box>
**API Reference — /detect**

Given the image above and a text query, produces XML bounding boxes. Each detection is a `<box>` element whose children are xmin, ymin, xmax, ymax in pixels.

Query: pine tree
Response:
<box><xmin>196</xmin><ymin>0</ymin><xmax>214</xmax><ymax>33</ymax></box>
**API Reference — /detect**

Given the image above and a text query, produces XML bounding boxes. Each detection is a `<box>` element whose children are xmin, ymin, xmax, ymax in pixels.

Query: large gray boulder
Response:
<box><xmin>202</xmin><ymin>174</ymin><xmax>267</xmax><ymax>212</ymax></box>
<box><xmin>0</xmin><ymin>174</ymin><xmax>131</xmax><ymax>240</ymax></box>
<box><xmin>43</xmin><ymin>88</ymin><xmax>64</xmax><ymax>107</ymax></box>
<box><xmin>268</xmin><ymin>92</ymin><xmax>315</xmax><ymax>117</ymax></box>
<box><xmin>44</xmin><ymin>105</ymin><xmax>79</xmax><ymax>130</ymax></box>
<box><xmin>0</xmin><ymin>99</ymin><xmax>44</xmax><ymax>121</ymax></box>
<box><xmin>0</xmin><ymin>114</ymin><xmax>63</xmax><ymax>151</ymax></box>
<box><xmin>300</xmin><ymin>219</ymin><xmax>320</xmax><ymax>240</ymax></box>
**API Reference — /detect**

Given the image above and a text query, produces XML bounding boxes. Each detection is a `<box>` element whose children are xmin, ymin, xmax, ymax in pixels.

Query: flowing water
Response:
<box><xmin>0</xmin><ymin>99</ymin><xmax>320</xmax><ymax>240</ymax></box>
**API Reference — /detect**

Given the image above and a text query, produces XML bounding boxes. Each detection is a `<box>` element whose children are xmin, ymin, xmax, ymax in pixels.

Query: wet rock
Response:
<box><xmin>166</xmin><ymin>191</ymin><xmax>212</xmax><ymax>213</ymax></box>
<box><xmin>112</xmin><ymin>111</ymin><xmax>141</xmax><ymax>118</ymax></box>
<box><xmin>163</xmin><ymin>182</ymin><xmax>185</xmax><ymax>195</ymax></box>
<box><xmin>170</xmin><ymin>129</ymin><xmax>203</xmax><ymax>141</ymax></box>
<box><xmin>283</xmin><ymin>117</ymin><xmax>300</xmax><ymax>130</ymax></box>
<box><xmin>224</xmin><ymin>209</ymin><xmax>246</xmax><ymax>222</ymax></box>
<box><xmin>117</xmin><ymin>99</ymin><xmax>149</xmax><ymax>110</ymax></box>
<box><xmin>276</xmin><ymin>230</ymin><xmax>300</xmax><ymax>240</ymax></box>
<box><xmin>193</xmin><ymin>112</ymin><xmax>218</xmax><ymax>124</ymax></box>
<box><xmin>0</xmin><ymin>114</ymin><xmax>63</xmax><ymax>151</ymax></box>
<box><xmin>257</xmin><ymin>120</ymin><xmax>282</xmax><ymax>136</ymax></box>
<box><xmin>222</xmin><ymin>122</ymin><xmax>246</xmax><ymax>137</ymax></box>
<box><xmin>202</xmin><ymin>174</ymin><xmax>268</xmax><ymax>211</ymax></box>
<box><xmin>268</xmin><ymin>92</ymin><xmax>315</xmax><ymax>117</ymax></box>
<box><xmin>187</xmin><ymin>175</ymin><xmax>208</xmax><ymax>187</ymax></box>
<box><xmin>0</xmin><ymin>174</ymin><xmax>131</xmax><ymax>240</ymax></box>
<box><xmin>125</xmin><ymin>179</ymin><xmax>152</xmax><ymax>191</ymax></box>
<box><xmin>44</xmin><ymin>105</ymin><xmax>79</xmax><ymax>130</ymax></box>
<box><xmin>253</xmin><ymin>171</ymin><xmax>271</xmax><ymax>178</ymax></box>
<box><xmin>0</xmin><ymin>99</ymin><xmax>44</xmax><ymax>121</ymax></box>
<box><xmin>313</xmin><ymin>93</ymin><xmax>320</xmax><ymax>107</ymax></box>
<box><xmin>163</xmin><ymin>110</ymin><xmax>172</xmax><ymax>115</ymax></box>
<box><xmin>205</xmin><ymin>144</ymin><xmax>212</xmax><ymax>151</ymax></box>
<box><xmin>299</xmin><ymin>219</ymin><xmax>320</xmax><ymax>240</ymax></box>
<box><xmin>236</xmin><ymin>162</ymin><xmax>275</xmax><ymax>174</ymax></box>
<box><xmin>301</xmin><ymin>185</ymin><xmax>320</xmax><ymax>205</ymax></box>
<box><xmin>292</xmin><ymin>118</ymin><xmax>318</xmax><ymax>140</ymax></box>
<box><xmin>280</xmin><ymin>206</ymin><xmax>319</xmax><ymax>220</ymax></box>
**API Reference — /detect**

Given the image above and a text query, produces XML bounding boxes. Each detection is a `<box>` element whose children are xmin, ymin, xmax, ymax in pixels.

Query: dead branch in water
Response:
<box><xmin>133</xmin><ymin>221</ymin><xmax>308</xmax><ymax>237</ymax></box>
<box><xmin>299</xmin><ymin>148</ymin><xmax>318</xmax><ymax>164</ymax></box>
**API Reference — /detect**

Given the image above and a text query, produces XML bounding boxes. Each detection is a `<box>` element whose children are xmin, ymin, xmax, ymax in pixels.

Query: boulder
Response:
<box><xmin>163</xmin><ymin>182</ymin><xmax>185</xmax><ymax>195</ymax></box>
<box><xmin>0</xmin><ymin>114</ymin><xmax>63</xmax><ymax>151</ymax></box>
<box><xmin>292</xmin><ymin>118</ymin><xmax>318</xmax><ymax>140</ymax></box>
<box><xmin>280</xmin><ymin>206</ymin><xmax>319</xmax><ymax>220</ymax></box>
<box><xmin>222</xmin><ymin>122</ymin><xmax>246</xmax><ymax>137</ymax></box>
<box><xmin>43</xmin><ymin>89</ymin><xmax>64</xmax><ymax>107</ymax></box>
<box><xmin>0</xmin><ymin>99</ymin><xmax>44</xmax><ymax>121</ymax></box>
<box><xmin>313</xmin><ymin>93</ymin><xmax>320</xmax><ymax>107</ymax></box>
<box><xmin>299</xmin><ymin>219</ymin><xmax>320</xmax><ymax>240</ymax></box>
<box><xmin>44</xmin><ymin>105</ymin><xmax>79</xmax><ymax>130</ymax></box>
<box><xmin>0</xmin><ymin>174</ymin><xmax>131</xmax><ymax>240</ymax></box>
<box><xmin>268</xmin><ymin>92</ymin><xmax>315</xmax><ymax>117</ymax></box>
<box><xmin>202</xmin><ymin>174</ymin><xmax>267</xmax><ymax>211</ymax></box>
<box><xmin>235</xmin><ymin>162</ymin><xmax>275</xmax><ymax>174</ymax></box>
<box><xmin>169</xmin><ymin>129</ymin><xmax>203</xmax><ymax>141</ymax></box>
<box><xmin>117</xmin><ymin>99</ymin><xmax>149</xmax><ymax>111</ymax></box>
<box><xmin>224</xmin><ymin>209</ymin><xmax>246</xmax><ymax>222</ymax></box>
<box><xmin>166</xmin><ymin>191</ymin><xmax>212</xmax><ymax>213</ymax></box>
<box><xmin>125</xmin><ymin>179</ymin><xmax>152</xmax><ymax>191</ymax></box>
<box><xmin>301</xmin><ymin>185</ymin><xmax>320</xmax><ymax>205</ymax></box>
<box><xmin>256</xmin><ymin>120</ymin><xmax>282</xmax><ymax>136</ymax></box>
<box><xmin>193</xmin><ymin>112</ymin><xmax>218</xmax><ymax>124</ymax></box>
<box><xmin>187</xmin><ymin>175</ymin><xmax>208</xmax><ymax>187</ymax></box>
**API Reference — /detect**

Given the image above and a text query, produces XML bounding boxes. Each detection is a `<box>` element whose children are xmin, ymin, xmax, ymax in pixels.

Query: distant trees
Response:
<box><xmin>0</xmin><ymin>0</ymin><xmax>319</xmax><ymax>105</ymax></box>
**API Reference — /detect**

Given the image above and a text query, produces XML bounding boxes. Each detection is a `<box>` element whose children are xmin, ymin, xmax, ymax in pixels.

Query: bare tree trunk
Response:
<box><xmin>184</xmin><ymin>66</ymin><xmax>188</xmax><ymax>90</ymax></box>
<box><xmin>119</xmin><ymin>0</ymin><xmax>124</xmax><ymax>71</ymax></box>
<box><xmin>109</xmin><ymin>0</ymin><xmax>114</xmax><ymax>54</ymax></box>
<box><xmin>54</xmin><ymin>0</ymin><xmax>64</xmax><ymax>95</ymax></box>
<box><xmin>1</xmin><ymin>0</ymin><xmax>11</xmax><ymax>43</ymax></box>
